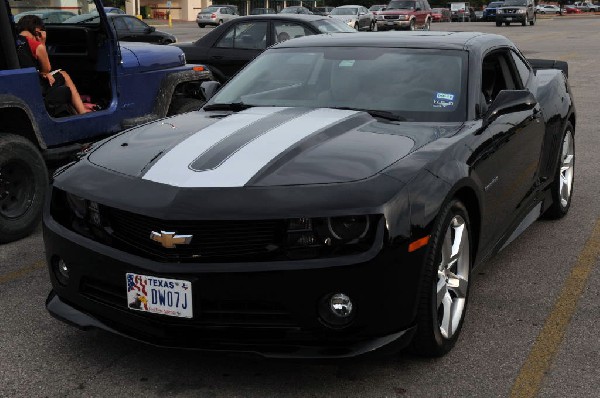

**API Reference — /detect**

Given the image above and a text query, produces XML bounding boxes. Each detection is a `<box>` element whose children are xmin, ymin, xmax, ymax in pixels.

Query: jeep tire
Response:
<box><xmin>0</xmin><ymin>134</ymin><xmax>48</xmax><ymax>243</ymax></box>
<box><xmin>168</xmin><ymin>98</ymin><xmax>206</xmax><ymax>115</ymax></box>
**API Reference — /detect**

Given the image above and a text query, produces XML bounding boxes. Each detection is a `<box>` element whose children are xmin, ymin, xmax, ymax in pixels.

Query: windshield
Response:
<box><xmin>280</xmin><ymin>7</ymin><xmax>301</xmax><ymax>13</ymax></box>
<box><xmin>10</xmin><ymin>0</ymin><xmax>99</xmax><ymax>24</ymax></box>
<box><xmin>313</xmin><ymin>19</ymin><xmax>357</xmax><ymax>33</ymax></box>
<box><xmin>208</xmin><ymin>47</ymin><xmax>467</xmax><ymax>123</ymax></box>
<box><xmin>503</xmin><ymin>0</ymin><xmax>527</xmax><ymax>6</ymax></box>
<box><xmin>331</xmin><ymin>8</ymin><xmax>359</xmax><ymax>15</ymax></box>
<box><xmin>488</xmin><ymin>2</ymin><xmax>505</xmax><ymax>7</ymax></box>
<box><xmin>387</xmin><ymin>0</ymin><xmax>416</xmax><ymax>10</ymax></box>
<box><xmin>201</xmin><ymin>7</ymin><xmax>221</xmax><ymax>13</ymax></box>
<box><xmin>369</xmin><ymin>5</ymin><xmax>384</xmax><ymax>11</ymax></box>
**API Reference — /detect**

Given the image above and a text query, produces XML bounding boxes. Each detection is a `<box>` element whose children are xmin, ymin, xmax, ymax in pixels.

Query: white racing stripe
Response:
<box><xmin>142</xmin><ymin>107</ymin><xmax>285</xmax><ymax>185</ymax></box>
<box><xmin>143</xmin><ymin>108</ymin><xmax>359</xmax><ymax>187</ymax></box>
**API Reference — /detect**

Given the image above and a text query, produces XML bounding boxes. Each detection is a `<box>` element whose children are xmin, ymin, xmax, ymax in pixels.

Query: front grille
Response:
<box><xmin>105</xmin><ymin>207</ymin><xmax>286</xmax><ymax>262</ymax></box>
<box><xmin>384</xmin><ymin>15</ymin><xmax>399</xmax><ymax>20</ymax></box>
<box><xmin>80</xmin><ymin>277</ymin><xmax>296</xmax><ymax>328</ymax></box>
<box><xmin>504</xmin><ymin>8</ymin><xmax>518</xmax><ymax>13</ymax></box>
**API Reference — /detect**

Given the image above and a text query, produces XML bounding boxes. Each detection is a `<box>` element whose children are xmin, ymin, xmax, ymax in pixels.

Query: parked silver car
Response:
<box><xmin>196</xmin><ymin>6</ymin><xmax>239</xmax><ymax>28</ymax></box>
<box><xmin>330</xmin><ymin>5</ymin><xmax>375</xmax><ymax>31</ymax></box>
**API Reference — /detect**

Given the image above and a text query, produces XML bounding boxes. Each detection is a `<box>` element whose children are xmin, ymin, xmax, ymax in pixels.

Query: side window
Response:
<box><xmin>216</xmin><ymin>22</ymin><xmax>268</xmax><ymax>50</ymax></box>
<box><xmin>112</xmin><ymin>17</ymin><xmax>128</xmax><ymax>31</ymax></box>
<box><xmin>510</xmin><ymin>50</ymin><xmax>531</xmax><ymax>87</ymax></box>
<box><xmin>274</xmin><ymin>22</ymin><xmax>313</xmax><ymax>43</ymax></box>
<box><xmin>481</xmin><ymin>51</ymin><xmax>518</xmax><ymax>104</ymax></box>
<box><xmin>124</xmin><ymin>16</ymin><xmax>148</xmax><ymax>32</ymax></box>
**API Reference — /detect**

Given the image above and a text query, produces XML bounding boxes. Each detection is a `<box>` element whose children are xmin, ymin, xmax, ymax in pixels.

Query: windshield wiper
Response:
<box><xmin>333</xmin><ymin>107</ymin><xmax>407</xmax><ymax>122</ymax></box>
<box><xmin>203</xmin><ymin>102</ymin><xmax>254</xmax><ymax>112</ymax></box>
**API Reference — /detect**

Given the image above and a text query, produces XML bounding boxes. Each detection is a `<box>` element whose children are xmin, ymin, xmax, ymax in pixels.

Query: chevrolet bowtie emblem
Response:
<box><xmin>150</xmin><ymin>231</ymin><xmax>193</xmax><ymax>249</ymax></box>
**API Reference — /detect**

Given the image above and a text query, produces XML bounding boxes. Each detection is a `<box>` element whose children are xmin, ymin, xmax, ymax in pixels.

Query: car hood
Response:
<box><xmin>87</xmin><ymin>107</ymin><xmax>455</xmax><ymax>188</ymax></box>
<box><xmin>378</xmin><ymin>10</ymin><xmax>413</xmax><ymax>15</ymax></box>
<box><xmin>119</xmin><ymin>42</ymin><xmax>185</xmax><ymax>71</ymax></box>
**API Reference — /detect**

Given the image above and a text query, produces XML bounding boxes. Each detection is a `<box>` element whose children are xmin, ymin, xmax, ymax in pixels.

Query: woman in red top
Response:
<box><xmin>16</xmin><ymin>15</ymin><xmax>89</xmax><ymax>114</ymax></box>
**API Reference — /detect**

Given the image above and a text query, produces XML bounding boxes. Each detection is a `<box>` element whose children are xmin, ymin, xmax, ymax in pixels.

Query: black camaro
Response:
<box><xmin>43</xmin><ymin>32</ymin><xmax>575</xmax><ymax>358</ymax></box>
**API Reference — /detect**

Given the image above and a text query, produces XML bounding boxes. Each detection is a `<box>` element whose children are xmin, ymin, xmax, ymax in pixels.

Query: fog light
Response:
<box><xmin>53</xmin><ymin>258</ymin><xmax>70</xmax><ymax>286</ymax></box>
<box><xmin>319</xmin><ymin>293</ymin><xmax>355</xmax><ymax>328</ymax></box>
<box><xmin>330</xmin><ymin>293</ymin><xmax>353</xmax><ymax>317</ymax></box>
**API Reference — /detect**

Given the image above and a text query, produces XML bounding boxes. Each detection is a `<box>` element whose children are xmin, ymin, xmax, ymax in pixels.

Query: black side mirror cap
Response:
<box><xmin>201</xmin><ymin>80</ymin><xmax>222</xmax><ymax>101</ymax></box>
<box><xmin>483</xmin><ymin>90</ymin><xmax>537</xmax><ymax>126</ymax></box>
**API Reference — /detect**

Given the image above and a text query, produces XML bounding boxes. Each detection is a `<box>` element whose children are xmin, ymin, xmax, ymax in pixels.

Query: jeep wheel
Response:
<box><xmin>168</xmin><ymin>98</ymin><xmax>206</xmax><ymax>115</ymax></box>
<box><xmin>0</xmin><ymin>134</ymin><xmax>48</xmax><ymax>243</ymax></box>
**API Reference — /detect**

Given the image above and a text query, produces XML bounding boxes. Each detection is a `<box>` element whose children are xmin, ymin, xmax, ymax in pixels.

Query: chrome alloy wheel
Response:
<box><xmin>436</xmin><ymin>215</ymin><xmax>470</xmax><ymax>339</ymax></box>
<box><xmin>559</xmin><ymin>131</ymin><xmax>575</xmax><ymax>207</ymax></box>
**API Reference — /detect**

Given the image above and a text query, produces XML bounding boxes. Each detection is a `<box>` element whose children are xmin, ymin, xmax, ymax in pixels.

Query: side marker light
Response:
<box><xmin>408</xmin><ymin>235</ymin><xmax>430</xmax><ymax>252</ymax></box>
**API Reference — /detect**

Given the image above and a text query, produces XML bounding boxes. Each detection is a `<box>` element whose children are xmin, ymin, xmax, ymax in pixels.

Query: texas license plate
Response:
<box><xmin>126</xmin><ymin>273</ymin><xmax>193</xmax><ymax>318</ymax></box>
<box><xmin>387</xmin><ymin>21</ymin><xmax>394</xmax><ymax>25</ymax></box>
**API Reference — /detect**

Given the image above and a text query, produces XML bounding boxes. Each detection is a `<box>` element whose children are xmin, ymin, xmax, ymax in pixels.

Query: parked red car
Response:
<box><xmin>565</xmin><ymin>5</ymin><xmax>583</xmax><ymax>13</ymax></box>
<box><xmin>431</xmin><ymin>7</ymin><xmax>451</xmax><ymax>21</ymax></box>
<box><xmin>376</xmin><ymin>0</ymin><xmax>433</xmax><ymax>30</ymax></box>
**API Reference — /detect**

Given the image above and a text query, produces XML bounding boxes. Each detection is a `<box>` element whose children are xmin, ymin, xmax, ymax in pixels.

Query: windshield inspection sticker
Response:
<box><xmin>339</xmin><ymin>60</ymin><xmax>356</xmax><ymax>67</ymax></box>
<box><xmin>433</xmin><ymin>92</ymin><xmax>456</xmax><ymax>108</ymax></box>
<box><xmin>436</xmin><ymin>92</ymin><xmax>455</xmax><ymax>101</ymax></box>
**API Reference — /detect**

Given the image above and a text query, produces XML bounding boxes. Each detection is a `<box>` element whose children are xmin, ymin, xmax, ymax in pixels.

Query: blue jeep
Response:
<box><xmin>0</xmin><ymin>0</ymin><xmax>212</xmax><ymax>243</ymax></box>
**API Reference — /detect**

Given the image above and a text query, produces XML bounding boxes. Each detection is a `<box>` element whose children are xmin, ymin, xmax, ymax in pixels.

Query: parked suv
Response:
<box><xmin>376</xmin><ymin>0</ymin><xmax>433</xmax><ymax>31</ymax></box>
<box><xmin>0</xmin><ymin>0</ymin><xmax>213</xmax><ymax>243</ymax></box>
<box><xmin>573</xmin><ymin>2</ymin><xmax>600</xmax><ymax>11</ymax></box>
<box><xmin>496</xmin><ymin>0</ymin><xmax>536</xmax><ymax>26</ymax></box>
<box><xmin>483</xmin><ymin>1</ymin><xmax>504</xmax><ymax>21</ymax></box>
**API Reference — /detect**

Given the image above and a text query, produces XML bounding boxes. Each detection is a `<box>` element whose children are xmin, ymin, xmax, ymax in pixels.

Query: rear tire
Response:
<box><xmin>198</xmin><ymin>24</ymin><xmax>205</xmax><ymax>28</ymax></box>
<box><xmin>0</xmin><ymin>134</ymin><xmax>48</xmax><ymax>243</ymax></box>
<box><xmin>410</xmin><ymin>199</ymin><xmax>472</xmax><ymax>357</ymax></box>
<box><xmin>168</xmin><ymin>98</ymin><xmax>206</xmax><ymax>115</ymax></box>
<box><xmin>543</xmin><ymin>122</ymin><xmax>574</xmax><ymax>219</ymax></box>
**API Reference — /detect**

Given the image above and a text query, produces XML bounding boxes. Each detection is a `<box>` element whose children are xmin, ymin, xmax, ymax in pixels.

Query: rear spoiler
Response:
<box><xmin>527</xmin><ymin>59</ymin><xmax>569</xmax><ymax>78</ymax></box>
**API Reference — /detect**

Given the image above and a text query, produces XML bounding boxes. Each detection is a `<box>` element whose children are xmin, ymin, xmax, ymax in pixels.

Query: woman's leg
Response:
<box><xmin>59</xmin><ymin>71</ymin><xmax>89</xmax><ymax>114</ymax></box>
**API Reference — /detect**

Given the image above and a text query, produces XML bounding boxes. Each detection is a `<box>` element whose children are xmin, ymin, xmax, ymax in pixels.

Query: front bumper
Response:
<box><xmin>496</xmin><ymin>13</ymin><xmax>526</xmax><ymax>23</ymax></box>
<box><xmin>376</xmin><ymin>20</ymin><xmax>410</xmax><ymax>30</ymax></box>
<box><xmin>43</xmin><ymin>213</ymin><xmax>425</xmax><ymax>358</ymax></box>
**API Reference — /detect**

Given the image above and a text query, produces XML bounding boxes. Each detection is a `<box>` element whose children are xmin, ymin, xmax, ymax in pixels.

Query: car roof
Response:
<box><xmin>337</xmin><ymin>5</ymin><xmax>362</xmax><ymax>7</ymax></box>
<box><xmin>273</xmin><ymin>31</ymin><xmax>513</xmax><ymax>51</ymax></box>
<box><xmin>232</xmin><ymin>14</ymin><xmax>330</xmax><ymax>22</ymax></box>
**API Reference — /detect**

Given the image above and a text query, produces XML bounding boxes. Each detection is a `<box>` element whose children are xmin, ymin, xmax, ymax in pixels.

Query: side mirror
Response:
<box><xmin>201</xmin><ymin>80</ymin><xmax>222</xmax><ymax>101</ymax></box>
<box><xmin>146</xmin><ymin>26</ymin><xmax>156</xmax><ymax>33</ymax></box>
<box><xmin>483</xmin><ymin>90</ymin><xmax>537</xmax><ymax>125</ymax></box>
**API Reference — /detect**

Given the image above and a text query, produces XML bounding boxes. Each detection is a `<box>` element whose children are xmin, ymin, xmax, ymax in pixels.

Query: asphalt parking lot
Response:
<box><xmin>2</xmin><ymin>16</ymin><xmax>600</xmax><ymax>398</ymax></box>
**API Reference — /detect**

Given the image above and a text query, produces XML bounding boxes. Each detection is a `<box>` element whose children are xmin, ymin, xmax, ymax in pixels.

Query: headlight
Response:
<box><xmin>285</xmin><ymin>215</ymin><xmax>378</xmax><ymax>259</ymax></box>
<box><xmin>66</xmin><ymin>193</ymin><xmax>88</xmax><ymax>219</ymax></box>
<box><xmin>377</xmin><ymin>15</ymin><xmax>383</xmax><ymax>20</ymax></box>
<box><xmin>517</xmin><ymin>9</ymin><xmax>526</xmax><ymax>13</ymax></box>
<box><xmin>399</xmin><ymin>15</ymin><xmax>408</xmax><ymax>20</ymax></box>
<box><xmin>327</xmin><ymin>216</ymin><xmax>370</xmax><ymax>242</ymax></box>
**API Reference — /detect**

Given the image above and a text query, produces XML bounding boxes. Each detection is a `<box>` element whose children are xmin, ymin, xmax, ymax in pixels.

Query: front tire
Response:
<box><xmin>411</xmin><ymin>199</ymin><xmax>472</xmax><ymax>357</ymax></box>
<box><xmin>522</xmin><ymin>15</ymin><xmax>528</xmax><ymax>26</ymax></box>
<box><xmin>543</xmin><ymin>123</ymin><xmax>575</xmax><ymax>219</ymax></box>
<box><xmin>530</xmin><ymin>14</ymin><xmax>536</xmax><ymax>25</ymax></box>
<box><xmin>168</xmin><ymin>98</ymin><xmax>206</xmax><ymax>115</ymax></box>
<box><xmin>409</xmin><ymin>18</ymin><xmax>416</xmax><ymax>30</ymax></box>
<box><xmin>198</xmin><ymin>23</ymin><xmax>205</xmax><ymax>28</ymax></box>
<box><xmin>0</xmin><ymin>134</ymin><xmax>48</xmax><ymax>243</ymax></box>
